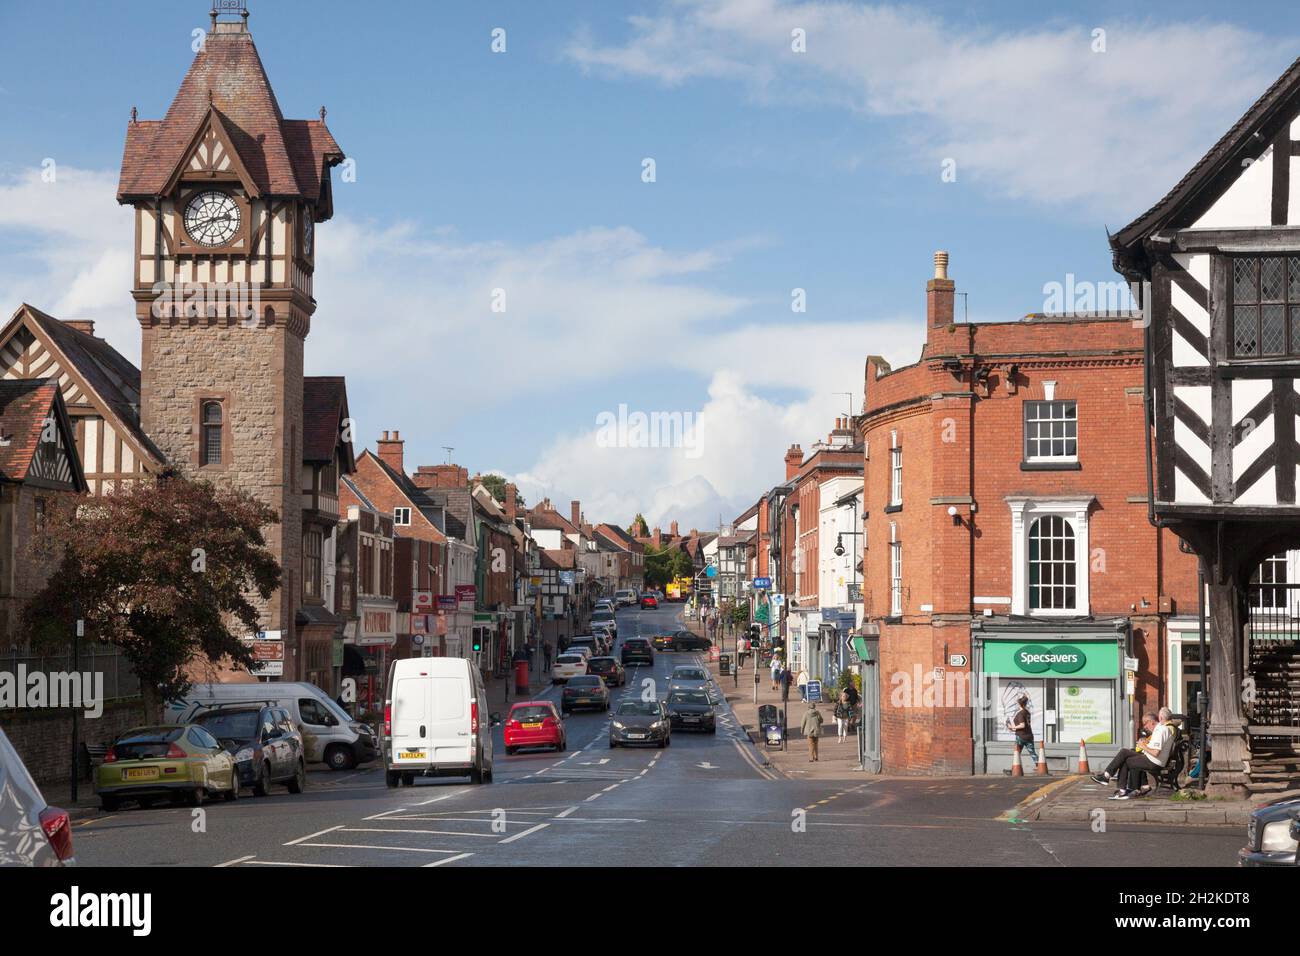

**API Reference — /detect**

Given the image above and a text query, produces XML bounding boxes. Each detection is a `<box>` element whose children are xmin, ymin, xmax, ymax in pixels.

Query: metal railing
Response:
<box><xmin>1246</xmin><ymin>584</ymin><xmax>1300</xmax><ymax>729</ymax></box>
<box><xmin>0</xmin><ymin>641</ymin><xmax>141</xmax><ymax>703</ymax></box>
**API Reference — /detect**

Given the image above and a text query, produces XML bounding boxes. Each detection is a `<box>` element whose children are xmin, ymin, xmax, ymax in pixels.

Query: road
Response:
<box><xmin>72</xmin><ymin>603</ymin><xmax>1245</xmax><ymax>867</ymax></box>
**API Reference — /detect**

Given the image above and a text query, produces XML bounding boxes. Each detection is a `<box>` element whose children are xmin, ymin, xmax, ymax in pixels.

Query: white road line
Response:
<box><xmin>297</xmin><ymin>842</ymin><xmax>464</xmax><ymax>854</ymax></box>
<box><xmin>499</xmin><ymin>822</ymin><xmax>550</xmax><ymax>844</ymax></box>
<box><xmin>241</xmin><ymin>860</ymin><xmax>352</xmax><ymax>867</ymax></box>
<box><xmin>340</xmin><ymin>827</ymin><xmax>499</xmax><ymax>838</ymax></box>
<box><xmin>422</xmin><ymin>852</ymin><xmax>474</xmax><ymax>867</ymax></box>
<box><xmin>215</xmin><ymin>854</ymin><xmax>256</xmax><ymax>867</ymax></box>
<box><xmin>413</xmin><ymin>790</ymin><xmax>467</xmax><ymax>806</ymax></box>
<box><xmin>602</xmin><ymin>783</ymin><xmax>620</xmax><ymax>792</ymax></box>
<box><xmin>284</xmin><ymin>824</ymin><xmax>344</xmax><ymax>846</ymax></box>
<box><xmin>555</xmin><ymin>805</ymin><xmax>579</xmax><ymax>818</ymax></box>
<box><xmin>362</xmin><ymin>808</ymin><xmax>407</xmax><ymax>821</ymax></box>
<box><xmin>584</xmin><ymin>793</ymin><xmax>603</xmax><ymax>802</ymax></box>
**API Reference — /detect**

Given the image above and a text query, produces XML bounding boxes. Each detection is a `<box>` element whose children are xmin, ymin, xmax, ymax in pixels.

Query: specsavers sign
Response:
<box><xmin>984</xmin><ymin>640</ymin><xmax>1118</xmax><ymax>678</ymax></box>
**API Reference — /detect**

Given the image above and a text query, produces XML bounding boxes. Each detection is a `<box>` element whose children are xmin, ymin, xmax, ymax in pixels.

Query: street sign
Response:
<box><xmin>753</xmin><ymin>577</ymin><xmax>772</xmax><ymax>590</ymax></box>
<box><xmin>805</xmin><ymin>680</ymin><xmax>822</xmax><ymax>702</ymax></box>
<box><xmin>1124</xmin><ymin>656</ymin><xmax>1139</xmax><ymax>672</ymax></box>
<box><xmin>413</xmin><ymin>590</ymin><xmax>434</xmax><ymax>613</ymax></box>
<box><xmin>771</xmin><ymin>593</ymin><xmax>785</xmax><ymax>608</ymax></box>
<box><xmin>948</xmin><ymin>654</ymin><xmax>968</xmax><ymax>667</ymax></box>
<box><xmin>705</xmin><ymin>565</ymin><xmax>717</xmax><ymax>578</ymax></box>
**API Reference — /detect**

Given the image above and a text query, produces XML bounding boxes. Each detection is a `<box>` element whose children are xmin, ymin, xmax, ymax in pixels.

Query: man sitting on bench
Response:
<box><xmin>1091</xmin><ymin>709</ymin><xmax>1173</xmax><ymax>799</ymax></box>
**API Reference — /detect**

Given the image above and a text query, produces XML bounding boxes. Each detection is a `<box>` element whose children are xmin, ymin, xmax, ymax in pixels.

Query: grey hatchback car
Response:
<box><xmin>0</xmin><ymin>727</ymin><xmax>75</xmax><ymax>866</ymax></box>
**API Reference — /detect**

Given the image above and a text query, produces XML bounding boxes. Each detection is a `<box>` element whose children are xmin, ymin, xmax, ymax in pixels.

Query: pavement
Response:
<box><xmin>1026</xmin><ymin>773</ymin><xmax>1287</xmax><ymax>826</ymax></box>
<box><xmin>60</xmin><ymin>603</ymin><xmax>1249</xmax><ymax>866</ymax></box>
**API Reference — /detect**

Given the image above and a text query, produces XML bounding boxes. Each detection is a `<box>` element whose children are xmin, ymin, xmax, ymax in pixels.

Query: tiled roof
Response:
<box><xmin>117</xmin><ymin>29</ymin><xmax>342</xmax><ymax>200</ymax></box>
<box><xmin>0</xmin><ymin>380</ymin><xmax>60</xmax><ymax>481</ymax></box>
<box><xmin>594</xmin><ymin>523</ymin><xmax>636</xmax><ymax>549</ymax></box>
<box><xmin>302</xmin><ymin>376</ymin><xmax>353</xmax><ymax>469</ymax></box>
<box><xmin>542</xmin><ymin>549</ymin><xmax>576</xmax><ymax>569</ymax></box>
<box><xmin>341</xmin><ymin>473</ymin><xmax>376</xmax><ymax>511</ymax></box>
<box><xmin>529</xmin><ymin>508</ymin><xmax>578</xmax><ymax>534</ymax></box>
<box><xmin>363</xmin><ymin>451</ymin><xmax>447</xmax><ymax>543</ymax></box>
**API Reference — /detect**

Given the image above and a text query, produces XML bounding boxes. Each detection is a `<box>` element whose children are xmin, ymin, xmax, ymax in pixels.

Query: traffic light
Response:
<box><xmin>472</xmin><ymin>632</ymin><xmax>482</xmax><ymax>653</ymax></box>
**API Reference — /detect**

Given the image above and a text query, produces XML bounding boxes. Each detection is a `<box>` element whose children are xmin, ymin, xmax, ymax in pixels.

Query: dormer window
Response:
<box><xmin>201</xmin><ymin>400</ymin><xmax>223</xmax><ymax>465</ymax></box>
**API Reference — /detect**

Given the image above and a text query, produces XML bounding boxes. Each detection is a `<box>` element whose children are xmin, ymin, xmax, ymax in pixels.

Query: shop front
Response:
<box><xmin>349</xmin><ymin>599</ymin><xmax>397</xmax><ymax>716</ymax></box>
<box><xmin>972</xmin><ymin>620</ymin><xmax>1131</xmax><ymax>774</ymax></box>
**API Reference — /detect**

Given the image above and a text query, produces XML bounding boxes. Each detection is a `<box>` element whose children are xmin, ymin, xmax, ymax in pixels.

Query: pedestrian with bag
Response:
<box><xmin>801</xmin><ymin>702</ymin><xmax>824</xmax><ymax>762</ymax></box>
<box><xmin>834</xmin><ymin>690</ymin><xmax>852</xmax><ymax>742</ymax></box>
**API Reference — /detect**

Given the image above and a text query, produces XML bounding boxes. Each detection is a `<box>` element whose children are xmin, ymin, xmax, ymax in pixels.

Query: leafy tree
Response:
<box><xmin>20</xmin><ymin>473</ymin><xmax>281</xmax><ymax>718</ymax></box>
<box><xmin>643</xmin><ymin>543</ymin><xmax>694</xmax><ymax>589</ymax></box>
<box><xmin>627</xmin><ymin>513</ymin><xmax>650</xmax><ymax>537</ymax></box>
<box><xmin>478</xmin><ymin>474</ymin><xmax>524</xmax><ymax>509</ymax></box>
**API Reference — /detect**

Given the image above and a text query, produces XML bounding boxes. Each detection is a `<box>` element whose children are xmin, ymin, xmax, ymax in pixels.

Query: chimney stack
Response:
<box><xmin>377</xmin><ymin>429</ymin><xmax>405</xmax><ymax>476</ymax></box>
<box><xmin>928</xmin><ymin>250</ymin><xmax>955</xmax><ymax>330</ymax></box>
<box><xmin>670</xmin><ymin>520</ymin><xmax>679</xmax><ymax>537</ymax></box>
<box><xmin>63</xmin><ymin>319</ymin><xmax>96</xmax><ymax>336</ymax></box>
<box><xmin>412</xmin><ymin>463</ymin><xmax>468</xmax><ymax>489</ymax></box>
<box><xmin>571</xmin><ymin>500</ymin><xmax>581</xmax><ymax>529</ymax></box>
<box><xmin>785</xmin><ymin>444</ymin><xmax>804</xmax><ymax>480</ymax></box>
<box><xmin>504</xmin><ymin>483</ymin><xmax>518</xmax><ymax>522</ymax></box>
<box><xmin>652</xmin><ymin>526</ymin><xmax>662</xmax><ymax>549</ymax></box>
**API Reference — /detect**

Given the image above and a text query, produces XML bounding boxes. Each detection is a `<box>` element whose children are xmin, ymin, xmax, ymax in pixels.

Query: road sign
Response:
<box><xmin>948</xmin><ymin>654</ymin><xmax>968</xmax><ymax>667</ymax></box>
<box><xmin>805</xmin><ymin>679</ymin><xmax>822</xmax><ymax>702</ymax></box>
<box><xmin>705</xmin><ymin>565</ymin><xmax>717</xmax><ymax>578</ymax></box>
<box><xmin>771</xmin><ymin>593</ymin><xmax>785</xmax><ymax>608</ymax></box>
<box><xmin>753</xmin><ymin>577</ymin><xmax>772</xmax><ymax>590</ymax></box>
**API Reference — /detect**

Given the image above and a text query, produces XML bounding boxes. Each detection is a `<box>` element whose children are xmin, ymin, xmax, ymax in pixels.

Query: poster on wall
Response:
<box><xmin>1058</xmin><ymin>681</ymin><xmax>1113</xmax><ymax>744</ymax></box>
<box><xmin>994</xmin><ymin>677</ymin><xmax>1044</xmax><ymax>743</ymax></box>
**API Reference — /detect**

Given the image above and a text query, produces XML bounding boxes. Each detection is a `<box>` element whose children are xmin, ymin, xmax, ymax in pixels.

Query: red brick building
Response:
<box><xmin>860</xmin><ymin>252</ymin><xmax>1198</xmax><ymax>774</ymax></box>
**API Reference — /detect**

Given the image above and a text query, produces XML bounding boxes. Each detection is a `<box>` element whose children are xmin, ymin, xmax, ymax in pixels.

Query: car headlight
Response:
<box><xmin>1262</xmin><ymin>820</ymin><xmax>1299</xmax><ymax>853</ymax></box>
<box><xmin>612</xmin><ymin>721</ymin><xmax>626</xmax><ymax>730</ymax></box>
<box><xmin>651</xmin><ymin>721</ymin><xmax>667</xmax><ymax>730</ymax></box>
<box><xmin>234</xmin><ymin>747</ymin><xmax>254</xmax><ymax>763</ymax></box>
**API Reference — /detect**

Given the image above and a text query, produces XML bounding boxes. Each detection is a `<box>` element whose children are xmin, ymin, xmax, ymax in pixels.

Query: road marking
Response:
<box><xmin>423</xmin><ymin>852</ymin><xmax>474</xmax><ymax>867</ymax></box>
<box><xmin>363</xmin><ymin>808</ymin><xmax>407</xmax><ymax>821</ymax></box>
<box><xmin>241</xmin><ymin>860</ymin><xmax>351</xmax><ymax>867</ymax></box>
<box><xmin>340</xmin><ymin>827</ymin><xmax>499</xmax><ymax>838</ymax></box>
<box><xmin>215</xmin><ymin>854</ymin><xmax>256</xmax><ymax>867</ymax></box>
<box><xmin>500</xmin><ymin>822</ymin><xmax>550</xmax><ymax>843</ymax></box>
<box><xmin>584</xmin><ymin>793</ymin><xmax>603</xmax><ymax>802</ymax></box>
<box><xmin>602</xmin><ymin>783</ymin><xmax>620</xmax><ymax>792</ymax></box>
<box><xmin>297</xmin><ymin>842</ymin><xmax>463</xmax><ymax>854</ymax></box>
<box><xmin>284</xmin><ymin>824</ymin><xmax>344</xmax><ymax>846</ymax></box>
<box><xmin>555</xmin><ymin>805</ymin><xmax>579</xmax><ymax>818</ymax></box>
<box><xmin>413</xmin><ymin>789</ymin><xmax>469</xmax><ymax>806</ymax></box>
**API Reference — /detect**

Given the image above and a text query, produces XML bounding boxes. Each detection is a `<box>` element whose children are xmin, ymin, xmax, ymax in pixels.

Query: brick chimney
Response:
<box><xmin>652</xmin><ymin>527</ymin><xmax>662</xmax><ymax>548</ymax></box>
<box><xmin>928</xmin><ymin>250</ymin><xmax>955</xmax><ymax>331</ymax></box>
<box><xmin>670</xmin><ymin>520</ymin><xmax>679</xmax><ymax>538</ymax></box>
<box><xmin>504</xmin><ymin>483</ymin><xmax>518</xmax><ymax>522</ymax></box>
<box><xmin>784</xmin><ymin>444</ymin><xmax>803</xmax><ymax>480</ymax></box>
<box><xmin>63</xmin><ymin>319</ymin><xmax>95</xmax><ymax>336</ymax></box>
<box><xmin>412</xmin><ymin>464</ymin><xmax>469</xmax><ymax>489</ymax></box>
<box><xmin>377</xmin><ymin>430</ymin><xmax>405</xmax><ymax>476</ymax></box>
<box><xmin>571</xmin><ymin>500</ymin><xmax>581</xmax><ymax>529</ymax></box>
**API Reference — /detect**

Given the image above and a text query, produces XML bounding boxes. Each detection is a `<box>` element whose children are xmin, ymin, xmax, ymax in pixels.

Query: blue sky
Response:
<box><xmin>1</xmin><ymin>1</ymin><xmax>1297</xmax><ymax>529</ymax></box>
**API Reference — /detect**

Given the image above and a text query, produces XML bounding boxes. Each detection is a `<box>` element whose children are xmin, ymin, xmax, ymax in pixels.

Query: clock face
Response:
<box><xmin>302</xmin><ymin>214</ymin><xmax>314</xmax><ymax>256</ymax></box>
<box><xmin>183</xmin><ymin>191</ymin><xmax>241</xmax><ymax>247</ymax></box>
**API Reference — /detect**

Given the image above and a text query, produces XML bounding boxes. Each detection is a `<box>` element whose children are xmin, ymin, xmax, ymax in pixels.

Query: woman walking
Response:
<box><xmin>834</xmin><ymin>690</ymin><xmax>852</xmax><ymax>742</ymax></box>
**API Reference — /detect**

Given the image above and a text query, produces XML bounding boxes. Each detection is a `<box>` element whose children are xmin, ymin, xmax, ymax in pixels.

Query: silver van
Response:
<box><xmin>166</xmin><ymin>682</ymin><xmax>378</xmax><ymax>771</ymax></box>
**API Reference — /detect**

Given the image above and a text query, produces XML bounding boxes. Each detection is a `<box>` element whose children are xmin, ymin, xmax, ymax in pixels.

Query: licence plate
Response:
<box><xmin>399</xmin><ymin>750</ymin><xmax>424</xmax><ymax>759</ymax></box>
<box><xmin>124</xmin><ymin>767</ymin><xmax>159</xmax><ymax>781</ymax></box>
<box><xmin>627</xmin><ymin>733</ymin><xmax>646</xmax><ymax>739</ymax></box>
<box><xmin>684</xmin><ymin>717</ymin><xmax>700</xmax><ymax>722</ymax></box>
<box><xmin>522</xmin><ymin>722</ymin><xmax>542</xmax><ymax>729</ymax></box>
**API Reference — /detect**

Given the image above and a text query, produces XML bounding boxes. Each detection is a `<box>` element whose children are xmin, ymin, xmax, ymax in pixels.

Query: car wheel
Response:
<box><xmin>287</xmin><ymin>761</ymin><xmax>305</xmax><ymax>794</ymax></box>
<box><xmin>252</xmin><ymin>762</ymin><xmax>272</xmax><ymax>797</ymax></box>
<box><xmin>609</xmin><ymin>739</ymin><xmax>617</xmax><ymax>749</ymax></box>
<box><xmin>658</xmin><ymin>738</ymin><xmax>667</xmax><ymax>749</ymax></box>
<box><xmin>137</xmin><ymin>796</ymin><xmax>156</xmax><ymax>809</ymax></box>
<box><xmin>185</xmin><ymin>787</ymin><xmax>203</xmax><ymax>807</ymax></box>
<box><xmin>99</xmin><ymin>795</ymin><xmax>119</xmax><ymax>812</ymax></box>
<box><xmin>484</xmin><ymin>765</ymin><xmax>494</xmax><ymax>783</ymax></box>
<box><xmin>224</xmin><ymin>774</ymin><xmax>240</xmax><ymax>801</ymax></box>
<box><xmin>665</xmin><ymin>735</ymin><xmax>672</xmax><ymax>747</ymax></box>
<box><xmin>708</xmin><ymin>725</ymin><xmax>717</xmax><ymax>735</ymax></box>
<box><xmin>324</xmin><ymin>745</ymin><xmax>356</xmax><ymax>771</ymax></box>
<box><xmin>469</xmin><ymin>764</ymin><xmax>484</xmax><ymax>785</ymax></box>
<box><xmin>385</xmin><ymin>770</ymin><xmax>400</xmax><ymax>788</ymax></box>
<box><xmin>401</xmin><ymin>773</ymin><xmax>415</xmax><ymax>787</ymax></box>
<box><xmin>561</xmin><ymin>708</ymin><xmax>570</xmax><ymax>716</ymax></box>
<box><xmin>505</xmin><ymin>746</ymin><xmax>516</xmax><ymax>756</ymax></box>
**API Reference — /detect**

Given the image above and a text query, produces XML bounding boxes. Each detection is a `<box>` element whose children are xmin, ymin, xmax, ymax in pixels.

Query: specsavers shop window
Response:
<box><xmin>981</xmin><ymin>639</ymin><xmax>1121</xmax><ymax>747</ymax></box>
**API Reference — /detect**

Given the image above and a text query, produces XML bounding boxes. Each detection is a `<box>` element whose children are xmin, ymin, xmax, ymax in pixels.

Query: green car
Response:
<box><xmin>95</xmin><ymin>724</ymin><xmax>239</xmax><ymax>811</ymax></box>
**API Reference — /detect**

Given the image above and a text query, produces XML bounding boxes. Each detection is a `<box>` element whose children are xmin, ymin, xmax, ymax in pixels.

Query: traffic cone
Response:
<box><xmin>1036</xmin><ymin>741</ymin><xmax>1049</xmax><ymax>775</ymax></box>
<box><xmin>1011</xmin><ymin>742</ymin><xmax>1023</xmax><ymax>776</ymax></box>
<box><xmin>1077</xmin><ymin>739</ymin><xmax>1091</xmax><ymax>774</ymax></box>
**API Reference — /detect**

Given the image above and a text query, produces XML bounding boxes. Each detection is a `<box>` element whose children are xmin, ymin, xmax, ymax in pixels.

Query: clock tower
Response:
<box><xmin>117</xmin><ymin>2</ymin><xmax>344</xmax><ymax>677</ymax></box>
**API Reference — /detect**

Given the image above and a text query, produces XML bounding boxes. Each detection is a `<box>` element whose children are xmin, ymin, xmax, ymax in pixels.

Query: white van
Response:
<box><xmin>384</xmin><ymin>657</ymin><xmax>499</xmax><ymax>787</ymax></box>
<box><xmin>166</xmin><ymin>682</ymin><xmax>379</xmax><ymax>771</ymax></box>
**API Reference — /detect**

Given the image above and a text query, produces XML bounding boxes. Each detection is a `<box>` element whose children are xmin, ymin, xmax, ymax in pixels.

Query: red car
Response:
<box><xmin>503</xmin><ymin>701</ymin><xmax>566</xmax><ymax>755</ymax></box>
<box><xmin>640</xmin><ymin>595</ymin><xmax>658</xmax><ymax>609</ymax></box>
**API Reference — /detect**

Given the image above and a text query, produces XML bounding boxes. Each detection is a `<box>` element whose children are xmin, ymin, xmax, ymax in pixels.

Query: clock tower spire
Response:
<box><xmin>117</xmin><ymin>8</ymin><xmax>345</xmax><ymax>679</ymax></box>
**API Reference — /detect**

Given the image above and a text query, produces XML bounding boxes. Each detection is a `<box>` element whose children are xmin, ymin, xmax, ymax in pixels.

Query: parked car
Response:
<box><xmin>191</xmin><ymin>703</ymin><xmax>305</xmax><ymax>796</ymax></box>
<box><xmin>96</xmin><ymin>724</ymin><xmax>239</xmax><ymax>810</ymax></box>
<box><xmin>614</xmin><ymin>589</ymin><xmax>636</xmax><ymax>606</ymax></box>
<box><xmin>568</xmin><ymin>636</ymin><xmax>600</xmax><ymax>658</ymax></box>
<box><xmin>551</xmin><ymin>653</ymin><xmax>589</xmax><ymax>683</ymax></box>
<box><xmin>0</xmin><ymin>727</ymin><xmax>75</xmax><ymax>866</ymax></box>
<box><xmin>670</xmin><ymin>630</ymin><xmax>712</xmax><ymax>651</ymax></box>
<box><xmin>561</xmin><ymin>675</ymin><xmax>611</xmax><ymax>715</ymax></box>
<box><xmin>587</xmin><ymin>656</ymin><xmax>626</xmax><ymax>687</ymax></box>
<box><xmin>609</xmin><ymin>699</ymin><xmax>671</xmax><ymax>749</ymax></box>
<box><xmin>1239</xmin><ymin>796</ymin><xmax>1300</xmax><ymax>866</ymax></box>
<box><xmin>591</xmin><ymin>610</ymin><xmax>618</xmax><ymax>637</ymax></box>
<box><xmin>665</xmin><ymin>689</ymin><xmax>717</xmax><ymax>733</ymax></box>
<box><xmin>594</xmin><ymin>599</ymin><xmax>616</xmax><ymax>614</ymax></box>
<box><xmin>384</xmin><ymin>657</ymin><xmax>499</xmax><ymax>787</ymax></box>
<box><xmin>640</xmin><ymin>594</ymin><xmax>659</xmax><ymax>609</ymax></box>
<box><xmin>621</xmin><ymin>637</ymin><xmax>654</xmax><ymax>666</ymax></box>
<box><xmin>504</xmin><ymin>701</ymin><xmax>566</xmax><ymax>755</ymax></box>
<box><xmin>168</xmin><ymin>681</ymin><xmax>377</xmax><ymax>771</ymax></box>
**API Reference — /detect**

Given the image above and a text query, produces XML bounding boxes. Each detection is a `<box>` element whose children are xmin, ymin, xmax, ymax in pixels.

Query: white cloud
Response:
<box><xmin>565</xmin><ymin>0</ymin><xmax>1291</xmax><ymax>217</ymax></box>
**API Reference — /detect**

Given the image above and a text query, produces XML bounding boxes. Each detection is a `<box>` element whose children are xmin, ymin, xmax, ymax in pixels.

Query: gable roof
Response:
<box><xmin>302</xmin><ymin>376</ymin><xmax>355</xmax><ymax>471</ymax></box>
<box><xmin>594</xmin><ymin>523</ymin><xmax>638</xmax><ymax>550</ymax></box>
<box><xmin>0</xmin><ymin>379</ymin><xmax>87</xmax><ymax>491</ymax></box>
<box><xmin>117</xmin><ymin>26</ymin><xmax>343</xmax><ymax>204</ymax></box>
<box><xmin>357</xmin><ymin>450</ymin><xmax>447</xmax><ymax>544</ymax></box>
<box><xmin>0</xmin><ymin>305</ymin><xmax>165</xmax><ymax>470</ymax></box>
<box><xmin>527</xmin><ymin>507</ymin><xmax>579</xmax><ymax>534</ymax></box>
<box><xmin>1112</xmin><ymin>55</ymin><xmax>1300</xmax><ymax>268</ymax></box>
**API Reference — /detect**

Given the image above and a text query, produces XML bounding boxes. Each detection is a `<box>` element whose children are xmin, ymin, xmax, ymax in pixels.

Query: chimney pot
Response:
<box><xmin>927</xmin><ymin>251</ymin><xmax>955</xmax><ymax>332</ymax></box>
<box><xmin>934</xmin><ymin>250</ymin><xmax>949</xmax><ymax>280</ymax></box>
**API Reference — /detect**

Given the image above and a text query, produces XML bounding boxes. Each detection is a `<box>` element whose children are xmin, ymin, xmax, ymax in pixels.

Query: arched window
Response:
<box><xmin>201</xmin><ymin>401</ymin><xmax>223</xmax><ymax>465</ymax></box>
<box><xmin>1028</xmin><ymin>515</ymin><xmax>1076</xmax><ymax>611</ymax></box>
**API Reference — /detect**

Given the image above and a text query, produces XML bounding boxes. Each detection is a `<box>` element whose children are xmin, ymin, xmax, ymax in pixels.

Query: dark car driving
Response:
<box><xmin>586</xmin><ymin>656</ymin><xmax>626</xmax><ymax>687</ymax></box>
<box><xmin>192</xmin><ymin>703</ymin><xmax>306</xmax><ymax>796</ymax></box>
<box><xmin>669</xmin><ymin>630</ymin><xmax>712</xmax><ymax>651</ymax></box>
<box><xmin>561</xmin><ymin>675</ymin><xmax>611</xmax><ymax>715</ymax></box>
<box><xmin>665</xmin><ymin>689</ymin><xmax>717</xmax><ymax>733</ymax></box>
<box><xmin>1239</xmin><ymin>795</ymin><xmax>1300</xmax><ymax>866</ymax></box>
<box><xmin>609</xmin><ymin>699</ymin><xmax>671</xmax><ymax>748</ymax></box>
<box><xmin>621</xmin><ymin>637</ymin><xmax>654</xmax><ymax>665</ymax></box>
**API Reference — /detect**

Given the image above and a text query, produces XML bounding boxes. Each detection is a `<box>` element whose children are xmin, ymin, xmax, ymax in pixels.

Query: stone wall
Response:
<box><xmin>0</xmin><ymin>697</ymin><xmax>147</xmax><ymax>787</ymax></box>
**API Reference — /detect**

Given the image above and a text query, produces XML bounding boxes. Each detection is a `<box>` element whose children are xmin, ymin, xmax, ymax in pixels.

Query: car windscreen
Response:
<box><xmin>510</xmin><ymin>706</ymin><xmax>552</xmax><ymax>722</ymax></box>
<box><xmin>674</xmin><ymin>669</ymin><xmax>707</xmax><ymax>680</ymax></box>
<box><xmin>112</xmin><ymin>727</ymin><xmax>184</xmax><ymax>759</ymax></box>
<box><xmin>588</xmin><ymin>658</ymin><xmax>616</xmax><ymax>670</ymax></box>
<box><xmin>592</xmin><ymin>611</ymin><xmax>614</xmax><ymax>619</ymax></box>
<box><xmin>617</xmin><ymin>702</ymin><xmax>660</xmax><ymax>716</ymax></box>
<box><xmin>193</xmin><ymin>710</ymin><xmax>260</xmax><ymax>741</ymax></box>
<box><xmin>669</xmin><ymin>691</ymin><xmax>710</xmax><ymax>706</ymax></box>
<box><xmin>556</xmin><ymin>655</ymin><xmax>584</xmax><ymax>665</ymax></box>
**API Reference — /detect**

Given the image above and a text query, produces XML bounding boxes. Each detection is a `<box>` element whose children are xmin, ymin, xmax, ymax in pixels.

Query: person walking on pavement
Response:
<box><xmin>1008</xmin><ymin>694</ymin><xmax>1038</xmax><ymax>770</ymax></box>
<box><xmin>770</xmin><ymin>654</ymin><xmax>782</xmax><ymax>691</ymax></box>
<box><xmin>779</xmin><ymin>663</ymin><xmax>792</xmax><ymax>704</ymax></box>
<box><xmin>801</xmin><ymin>702</ymin><xmax>824</xmax><ymax>762</ymax></box>
<box><xmin>542</xmin><ymin>641</ymin><xmax>552</xmax><ymax>672</ymax></box>
<box><xmin>796</xmin><ymin>667</ymin><xmax>810</xmax><ymax>701</ymax></box>
<box><xmin>834</xmin><ymin>690</ymin><xmax>852</xmax><ymax>742</ymax></box>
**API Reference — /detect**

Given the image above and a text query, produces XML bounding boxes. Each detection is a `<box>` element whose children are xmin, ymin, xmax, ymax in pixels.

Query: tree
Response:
<box><xmin>628</xmin><ymin>513</ymin><xmax>649</xmax><ymax>538</ymax></box>
<box><xmin>20</xmin><ymin>473</ymin><xmax>281</xmax><ymax>718</ymax></box>
<box><xmin>643</xmin><ymin>543</ymin><xmax>694</xmax><ymax>589</ymax></box>
<box><xmin>478</xmin><ymin>473</ymin><xmax>524</xmax><ymax>509</ymax></box>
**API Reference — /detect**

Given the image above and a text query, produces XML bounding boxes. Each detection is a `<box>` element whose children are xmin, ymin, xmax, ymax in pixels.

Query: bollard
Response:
<box><xmin>1011</xmin><ymin>742</ymin><xmax>1023</xmax><ymax>777</ymax></box>
<box><xmin>1077</xmin><ymin>739</ymin><xmax>1091</xmax><ymax>774</ymax></box>
<box><xmin>1036</xmin><ymin>741</ymin><xmax>1049</xmax><ymax>775</ymax></box>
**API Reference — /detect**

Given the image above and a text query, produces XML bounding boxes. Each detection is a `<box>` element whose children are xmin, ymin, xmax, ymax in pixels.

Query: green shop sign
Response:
<box><xmin>984</xmin><ymin>640</ymin><xmax>1118</xmax><ymax>678</ymax></box>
